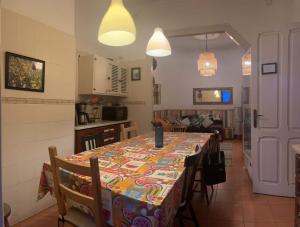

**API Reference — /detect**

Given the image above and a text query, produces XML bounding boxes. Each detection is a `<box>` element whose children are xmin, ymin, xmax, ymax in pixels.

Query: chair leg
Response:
<box><xmin>189</xmin><ymin>205</ymin><xmax>199</xmax><ymax>227</ymax></box>
<box><xmin>4</xmin><ymin>218</ymin><xmax>9</xmax><ymax>227</ymax></box>
<box><xmin>58</xmin><ymin>217</ymin><xmax>65</xmax><ymax>227</ymax></box>
<box><xmin>178</xmin><ymin>216</ymin><xmax>184</xmax><ymax>227</ymax></box>
<box><xmin>203</xmin><ymin>184</ymin><xmax>209</xmax><ymax>205</ymax></box>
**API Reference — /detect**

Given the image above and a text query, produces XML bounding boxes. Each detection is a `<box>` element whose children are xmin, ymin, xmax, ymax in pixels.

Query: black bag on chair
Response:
<box><xmin>203</xmin><ymin>150</ymin><xmax>226</xmax><ymax>185</ymax></box>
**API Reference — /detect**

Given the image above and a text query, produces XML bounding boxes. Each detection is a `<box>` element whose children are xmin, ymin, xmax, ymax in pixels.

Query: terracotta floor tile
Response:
<box><xmin>267</xmin><ymin>196</ymin><xmax>294</xmax><ymax>205</ymax></box>
<box><xmin>270</xmin><ymin>204</ymin><xmax>294</xmax><ymax>222</ymax></box>
<box><xmin>208</xmin><ymin>221</ymin><xmax>245</xmax><ymax>227</ymax></box>
<box><xmin>242</xmin><ymin>202</ymin><xmax>273</xmax><ymax>222</ymax></box>
<box><xmin>242</xmin><ymin>193</ymin><xmax>270</xmax><ymax>204</ymax></box>
<box><xmin>211</xmin><ymin>202</ymin><xmax>244</xmax><ymax>221</ymax></box>
<box><xmin>215</xmin><ymin>189</ymin><xmax>236</xmax><ymax>203</ymax></box>
<box><xmin>244</xmin><ymin>222</ymin><xmax>276</xmax><ymax>227</ymax></box>
<box><xmin>275</xmin><ymin>222</ymin><xmax>294</xmax><ymax>227</ymax></box>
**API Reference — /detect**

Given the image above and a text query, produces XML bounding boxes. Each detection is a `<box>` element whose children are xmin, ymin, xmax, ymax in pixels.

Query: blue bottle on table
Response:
<box><xmin>155</xmin><ymin>126</ymin><xmax>164</xmax><ymax>148</ymax></box>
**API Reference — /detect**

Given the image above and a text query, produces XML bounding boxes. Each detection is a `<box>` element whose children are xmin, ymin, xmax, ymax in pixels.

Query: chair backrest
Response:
<box><xmin>120</xmin><ymin>122</ymin><xmax>138</xmax><ymax>140</ymax></box>
<box><xmin>81</xmin><ymin>134</ymin><xmax>100</xmax><ymax>151</ymax></box>
<box><xmin>171</xmin><ymin>125</ymin><xmax>187</xmax><ymax>132</ymax></box>
<box><xmin>208</xmin><ymin>131</ymin><xmax>220</xmax><ymax>153</ymax></box>
<box><xmin>49</xmin><ymin>147</ymin><xmax>105</xmax><ymax>227</ymax></box>
<box><xmin>154</xmin><ymin>117</ymin><xmax>172</xmax><ymax>132</ymax></box>
<box><xmin>181</xmin><ymin>145</ymin><xmax>201</xmax><ymax>204</ymax></box>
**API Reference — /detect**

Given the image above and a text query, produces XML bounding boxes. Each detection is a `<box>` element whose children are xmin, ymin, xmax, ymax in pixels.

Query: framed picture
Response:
<box><xmin>262</xmin><ymin>63</ymin><xmax>277</xmax><ymax>75</ymax></box>
<box><xmin>193</xmin><ymin>87</ymin><xmax>233</xmax><ymax>105</ymax></box>
<box><xmin>5</xmin><ymin>52</ymin><xmax>45</xmax><ymax>92</ymax></box>
<box><xmin>131</xmin><ymin>67</ymin><xmax>141</xmax><ymax>81</ymax></box>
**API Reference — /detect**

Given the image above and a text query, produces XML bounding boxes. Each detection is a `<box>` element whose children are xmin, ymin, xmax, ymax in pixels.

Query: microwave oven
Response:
<box><xmin>102</xmin><ymin>106</ymin><xmax>128</xmax><ymax>121</ymax></box>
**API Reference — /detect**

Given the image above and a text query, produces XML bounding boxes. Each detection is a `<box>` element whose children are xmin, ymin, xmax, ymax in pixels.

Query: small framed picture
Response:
<box><xmin>262</xmin><ymin>63</ymin><xmax>277</xmax><ymax>75</ymax></box>
<box><xmin>5</xmin><ymin>52</ymin><xmax>45</xmax><ymax>92</ymax></box>
<box><xmin>131</xmin><ymin>67</ymin><xmax>141</xmax><ymax>81</ymax></box>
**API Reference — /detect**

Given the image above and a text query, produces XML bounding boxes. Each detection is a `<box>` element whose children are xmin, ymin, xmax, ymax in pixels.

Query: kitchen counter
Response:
<box><xmin>293</xmin><ymin>144</ymin><xmax>300</xmax><ymax>155</ymax></box>
<box><xmin>75</xmin><ymin>120</ymin><xmax>131</xmax><ymax>131</ymax></box>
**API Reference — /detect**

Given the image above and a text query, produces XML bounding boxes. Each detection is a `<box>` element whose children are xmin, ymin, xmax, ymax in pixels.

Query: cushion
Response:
<box><xmin>202</xmin><ymin>117</ymin><xmax>214</xmax><ymax>128</ymax></box>
<box><xmin>181</xmin><ymin>117</ymin><xmax>191</xmax><ymax>126</ymax></box>
<box><xmin>213</xmin><ymin>114</ymin><xmax>221</xmax><ymax>120</ymax></box>
<box><xmin>190</xmin><ymin>117</ymin><xmax>203</xmax><ymax>127</ymax></box>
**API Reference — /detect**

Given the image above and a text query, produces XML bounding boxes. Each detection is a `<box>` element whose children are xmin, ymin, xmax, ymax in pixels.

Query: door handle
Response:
<box><xmin>253</xmin><ymin>109</ymin><xmax>263</xmax><ymax>128</ymax></box>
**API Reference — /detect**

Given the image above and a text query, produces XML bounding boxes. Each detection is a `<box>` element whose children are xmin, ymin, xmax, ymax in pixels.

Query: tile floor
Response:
<box><xmin>13</xmin><ymin>140</ymin><xmax>294</xmax><ymax>227</ymax></box>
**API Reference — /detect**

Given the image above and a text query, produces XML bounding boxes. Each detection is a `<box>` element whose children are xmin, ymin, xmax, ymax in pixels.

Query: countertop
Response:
<box><xmin>75</xmin><ymin>119</ymin><xmax>131</xmax><ymax>130</ymax></box>
<box><xmin>292</xmin><ymin>144</ymin><xmax>300</xmax><ymax>155</ymax></box>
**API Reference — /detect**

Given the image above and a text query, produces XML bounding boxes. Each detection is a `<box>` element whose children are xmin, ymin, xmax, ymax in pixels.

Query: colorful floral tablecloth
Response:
<box><xmin>38</xmin><ymin>132</ymin><xmax>211</xmax><ymax>227</ymax></box>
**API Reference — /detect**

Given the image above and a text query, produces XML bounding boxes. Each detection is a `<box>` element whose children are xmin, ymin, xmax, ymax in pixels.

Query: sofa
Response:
<box><xmin>153</xmin><ymin>109</ymin><xmax>235</xmax><ymax>140</ymax></box>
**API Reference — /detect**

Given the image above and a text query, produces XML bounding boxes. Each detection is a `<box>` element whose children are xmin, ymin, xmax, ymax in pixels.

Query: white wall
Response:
<box><xmin>122</xmin><ymin>58</ymin><xmax>153</xmax><ymax>134</ymax></box>
<box><xmin>293</xmin><ymin>0</ymin><xmax>300</xmax><ymax>22</ymax></box>
<box><xmin>1</xmin><ymin>1</ymin><xmax>76</xmax><ymax>224</ymax></box>
<box><xmin>2</xmin><ymin>0</ymin><xmax>74</xmax><ymax>35</ymax></box>
<box><xmin>154</xmin><ymin>46</ymin><xmax>244</xmax><ymax>110</ymax></box>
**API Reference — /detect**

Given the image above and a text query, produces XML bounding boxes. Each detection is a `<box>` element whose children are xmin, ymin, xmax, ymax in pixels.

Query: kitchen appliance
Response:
<box><xmin>102</xmin><ymin>106</ymin><xmax>128</xmax><ymax>121</ymax></box>
<box><xmin>76</xmin><ymin>103</ymin><xmax>90</xmax><ymax>125</ymax></box>
<box><xmin>76</xmin><ymin>103</ymin><xmax>87</xmax><ymax>112</ymax></box>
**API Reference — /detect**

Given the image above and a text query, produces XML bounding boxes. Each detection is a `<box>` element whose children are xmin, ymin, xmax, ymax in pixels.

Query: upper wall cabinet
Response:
<box><xmin>78</xmin><ymin>55</ymin><xmax>128</xmax><ymax>97</ymax></box>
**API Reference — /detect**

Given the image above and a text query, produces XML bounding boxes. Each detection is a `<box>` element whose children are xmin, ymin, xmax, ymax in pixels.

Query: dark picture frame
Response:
<box><xmin>5</xmin><ymin>52</ymin><xmax>45</xmax><ymax>92</ymax></box>
<box><xmin>193</xmin><ymin>87</ymin><xmax>233</xmax><ymax>105</ymax></box>
<box><xmin>261</xmin><ymin>63</ymin><xmax>277</xmax><ymax>75</ymax></box>
<box><xmin>131</xmin><ymin>67</ymin><xmax>141</xmax><ymax>81</ymax></box>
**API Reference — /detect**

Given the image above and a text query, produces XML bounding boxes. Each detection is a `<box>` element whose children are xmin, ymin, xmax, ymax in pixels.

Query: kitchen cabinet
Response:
<box><xmin>78</xmin><ymin>54</ymin><xmax>128</xmax><ymax>97</ymax></box>
<box><xmin>75</xmin><ymin>121</ymin><xmax>130</xmax><ymax>154</ymax></box>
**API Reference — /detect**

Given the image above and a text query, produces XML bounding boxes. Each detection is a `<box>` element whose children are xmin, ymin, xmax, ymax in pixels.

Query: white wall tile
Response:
<box><xmin>1</xmin><ymin>9</ymin><xmax>76</xmax><ymax>225</ymax></box>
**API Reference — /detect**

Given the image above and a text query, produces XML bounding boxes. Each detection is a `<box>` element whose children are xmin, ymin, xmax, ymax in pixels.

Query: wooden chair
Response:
<box><xmin>176</xmin><ymin>146</ymin><xmax>201</xmax><ymax>227</ymax></box>
<box><xmin>193</xmin><ymin>131</ymin><xmax>220</xmax><ymax>204</ymax></box>
<box><xmin>153</xmin><ymin>118</ymin><xmax>173</xmax><ymax>132</ymax></box>
<box><xmin>49</xmin><ymin>147</ymin><xmax>105</xmax><ymax>227</ymax></box>
<box><xmin>120</xmin><ymin>122</ymin><xmax>138</xmax><ymax>140</ymax></box>
<box><xmin>3</xmin><ymin>203</ymin><xmax>11</xmax><ymax>227</ymax></box>
<box><xmin>171</xmin><ymin>125</ymin><xmax>187</xmax><ymax>132</ymax></box>
<box><xmin>81</xmin><ymin>134</ymin><xmax>100</xmax><ymax>152</ymax></box>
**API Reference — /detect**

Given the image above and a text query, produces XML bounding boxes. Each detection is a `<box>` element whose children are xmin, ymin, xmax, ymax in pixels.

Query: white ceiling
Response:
<box><xmin>169</xmin><ymin>33</ymin><xmax>239</xmax><ymax>53</ymax></box>
<box><xmin>75</xmin><ymin>0</ymin><xmax>291</xmax><ymax>60</ymax></box>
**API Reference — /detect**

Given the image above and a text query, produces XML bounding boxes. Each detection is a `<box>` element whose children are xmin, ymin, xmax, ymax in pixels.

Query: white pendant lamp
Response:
<box><xmin>197</xmin><ymin>34</ymin><xmax>218</xmax><ymax>76</ymax></box>
<box><xmin>146</xmin><ymin>27</ymin><xmax>171</xmax><ymax>57</ymax></box>
<box><xmin>98</xmin><ymin>0</ymin><xmax>136</xmax><ymax>46</ymax></box>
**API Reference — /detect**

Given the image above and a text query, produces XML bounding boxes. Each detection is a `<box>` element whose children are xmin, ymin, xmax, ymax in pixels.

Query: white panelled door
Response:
<box><xmin>252</xmin><ymin>28</ymin><xmax>300</xmax><ymax>197</ymax></box>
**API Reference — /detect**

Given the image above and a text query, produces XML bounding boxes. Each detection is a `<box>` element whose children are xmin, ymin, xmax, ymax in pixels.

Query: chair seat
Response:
<box><xmin>63</xmin><ymin>207</ymin><xmax>96</xmax><ymax>227</ymax></box>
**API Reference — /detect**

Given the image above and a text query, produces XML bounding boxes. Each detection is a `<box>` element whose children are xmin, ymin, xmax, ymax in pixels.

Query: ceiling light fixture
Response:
<box><xmin>98</xmin><ymin>0</ymin><xmax>136</xmax><ymax>46</ymax></box>
<box><xmin>146</xmin><ymin>27</ymin><xmax>171</xmax><ymax>57</ymax></box>
<box><xmin>197</xmin><ymin>34</ymin><xmax>218</xmax><ymax>76</ymax></box>
<box><xmin>242</xmin><ymin>52</ymin><xmax>251</xmax><ymax>76</ymax></box>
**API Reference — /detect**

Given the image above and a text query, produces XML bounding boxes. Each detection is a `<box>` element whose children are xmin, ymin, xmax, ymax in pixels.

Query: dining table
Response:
<box><xmin>37</xmin><ymin>132</ymin><xmax>212</xmax><ymax>227</ymax></box>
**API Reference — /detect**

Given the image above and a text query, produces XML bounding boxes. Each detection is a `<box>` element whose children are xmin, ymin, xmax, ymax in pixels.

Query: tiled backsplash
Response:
<box><xmin>77</xmin><ymin>95</ymin><xmax>124</xmax><ymax>121</ymax></box>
